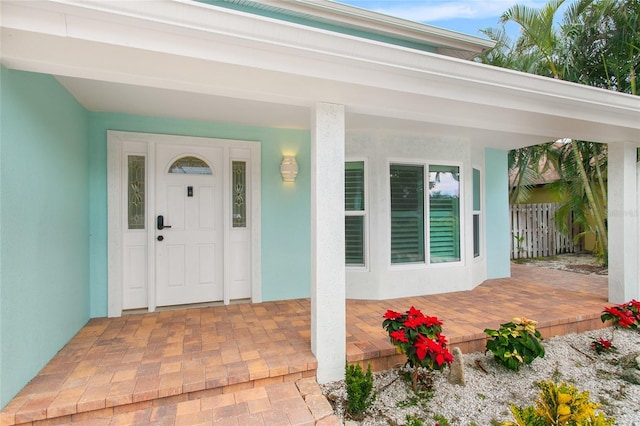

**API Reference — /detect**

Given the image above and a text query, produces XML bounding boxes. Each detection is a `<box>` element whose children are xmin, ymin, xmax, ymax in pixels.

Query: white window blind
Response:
<box><xmin>345</xmin><ymin>161</ymin><xmax>365</xmax><ymax>266</ymax></box>
<box><xmin>390</xmin><ymin>164</ymin><xmax>425</xmax><ymax>264</ymax></box>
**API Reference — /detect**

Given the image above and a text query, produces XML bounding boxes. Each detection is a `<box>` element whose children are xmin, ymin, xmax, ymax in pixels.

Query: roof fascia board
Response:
<box><xmin>291</xmin><ymin>0</ymin><xmax>495</xmax><ymax>50</ymax></box>
<box><xmin>219</xmin><ymin>0</ymin><xmax>495</xmax><ymax>53</ymax></box>
<box><xmin>2</xmin><ymin>0</ymin><xmax>638</xmax><ymax>133</ymax></box>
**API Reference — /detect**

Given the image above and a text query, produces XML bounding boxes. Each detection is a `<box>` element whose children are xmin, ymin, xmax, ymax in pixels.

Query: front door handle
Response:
<box><xmin>157</xmin><ymin>215</ymin><xmax>172</xmax><ymax>230</ymax></box>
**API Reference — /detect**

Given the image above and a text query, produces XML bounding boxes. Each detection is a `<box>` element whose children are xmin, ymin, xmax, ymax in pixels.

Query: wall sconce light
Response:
<box><xmin>280</xmin><ymin>155</ymin><xmax>298</xmax><ymax>182</ymax></box>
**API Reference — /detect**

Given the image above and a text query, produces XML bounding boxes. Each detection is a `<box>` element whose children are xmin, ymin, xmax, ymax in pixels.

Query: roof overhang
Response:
<box><xmin>1</xmin><ymin>0</ymin><xmax>639</xmax><ymax>150</ymax></box>
<box><xmin>212</xmin><ymin>0</ymin><xmax>495</xmax><ymax>59</ymax></box>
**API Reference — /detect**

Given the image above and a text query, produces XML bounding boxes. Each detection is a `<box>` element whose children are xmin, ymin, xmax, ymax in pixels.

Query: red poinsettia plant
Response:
<box><xmin>600</xmin><ymin>299</ymin><xmax>640</xmax><ymax>330</ymax></box>
<box><xmin>590</xmin><ymin>337</ymin><xmax>616</xmax><ymax>355</ymax></box>
<box><xmin>382</xmin><ymin>306</ymin><xmax>453</xmax><ymax>389</ymax></box>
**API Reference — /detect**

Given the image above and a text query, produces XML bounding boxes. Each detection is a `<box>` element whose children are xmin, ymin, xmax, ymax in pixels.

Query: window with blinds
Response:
<box><xmin>389</xmin><ymin>163</ymin><xmax>462</xmax><ymax>265</ymax></box>
<box><xmin>345</xmin><ymin>161</ymin><xmax>366</xmax><ymax>266</ymax></box>
<box><xmin>390</xmin><ymin>164</ymin><xmax>425</xmax><ymax>264</ymax></box>
<box><xmin>473</xmin><ymin>168</ymin><xmax>481</xmax><ymax>258</ymax></box>
<box><xmin>429</xmin><ymin>165</ymin><xmax>460</xmax><ymax>263</ymax></box>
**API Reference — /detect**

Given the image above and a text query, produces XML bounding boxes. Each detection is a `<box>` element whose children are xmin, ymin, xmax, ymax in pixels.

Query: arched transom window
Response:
<box><xmin>168</xmin><ymin>156</ymin><xmax>213</xmax><ymax>175</ymax></box>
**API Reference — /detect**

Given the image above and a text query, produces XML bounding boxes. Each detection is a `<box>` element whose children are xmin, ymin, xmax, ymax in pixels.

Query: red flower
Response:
<box><xmin>422</xmin><ymin>315</ymin><xmax>443</xmax><ymax>327</ymax></box>
<box><xmin>604</xmin><ymin>306</ymin><xmax>622</xmax><ymax>316</ymax></box>
<box><xmin>436</xmin><ymin>333</ymin><xmax>448</xmax><ymax>345</ymax></box>
<box><xmin>597</xmin><ymin>338</ymin><xmax>612</xmax><ymax>349</ymax></box>
<box><xmin>403</xmin><ymin>316</ymin><xmax>422</xmax><ymax>329</ymax></box>
<box><xmin>618</xmin><ymin>311</ymin><xmax>635</xmax><ymax>328</ymax></box>
<box><xmin>390</xmin><ymin>330</ymin><xmax>409</xmax><ymax>343</ymax></box>
<box><xmin>408</xmin><ymin>306</ymin><xmax>423</xmax><ymax>318</ymax></box>
<box><xmin>383</xmin><ymin>309</ymin><xmax>403</xmax><ymax>320</ymax></box>
<box><xmin>415</xmin><ymin>335</ymin><xmax>430</xmax><ymax>361</ymax></box>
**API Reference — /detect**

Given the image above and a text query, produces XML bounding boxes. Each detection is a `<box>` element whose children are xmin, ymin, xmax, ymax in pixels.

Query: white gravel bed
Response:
<box><xmin>322</xmin><ymin>327</ymin><xmax>640</xmax><ymax>425</ymax></box>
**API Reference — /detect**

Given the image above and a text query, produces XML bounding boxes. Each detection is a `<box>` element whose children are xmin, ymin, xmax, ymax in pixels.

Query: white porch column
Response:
<box><xmin>607</xmin><ymin>142</ymin><xmax>639</xmax><ymax>303</ymax></box>
<box><xmin>310</xmin><ymin>102</ymin><xmax>346</xmax><ymax>383</ymax></box>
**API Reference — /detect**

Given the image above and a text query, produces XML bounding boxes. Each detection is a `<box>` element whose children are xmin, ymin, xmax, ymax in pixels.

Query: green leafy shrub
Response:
<box><xmin>485</xmin><ymin>317</ymin><xmax>545</xmax><ymax>371</ymax></box>
<box><xmin>502</xmin><ymin>380</ymin><xmax>615</xmax><ymax>425</ymax></box>
<box><xmin>345</xmin><ymin>362</ymin><xmax>374</xmax><ymax>415</ymax></box>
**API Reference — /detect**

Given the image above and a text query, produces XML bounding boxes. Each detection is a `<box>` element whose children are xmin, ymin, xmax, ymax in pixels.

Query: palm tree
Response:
<box><xmin>548</xmin><ymin>141</ymin><xmax>608</xmax><ymax>260</ymax></box>
<box><xmin>478</xmin><ymin>0</ymin><xmax>640</xmax><ymax>263</ymax></box>
<box><xmin>565</xmin><ymin>0</ymin><xmax>639</xmax><ymax>94</ymax></box>
<box><xmin>507</xmin><ymin>142</ymin><xmax>554</xmax><ymax>204</ymax></box>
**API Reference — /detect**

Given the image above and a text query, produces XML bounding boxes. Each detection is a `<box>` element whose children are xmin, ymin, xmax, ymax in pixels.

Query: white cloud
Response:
<box><xmin>343</xmin><ymin>0</ymin><xmax>549</xmax><ymax>22</ymax></box>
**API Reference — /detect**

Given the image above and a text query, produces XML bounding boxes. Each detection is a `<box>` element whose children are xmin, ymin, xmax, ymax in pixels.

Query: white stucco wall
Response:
<box><xmin>345</xmin><ymin>131</ymin><xmax>486</xmax><ymax>300</ymax></box>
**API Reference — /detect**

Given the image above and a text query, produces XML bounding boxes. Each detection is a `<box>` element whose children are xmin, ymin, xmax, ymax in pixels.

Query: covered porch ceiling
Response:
<box><xmin>1</xmin><ymin>0</ymin><xmax>639</xmax><ymax>150</ymax></box>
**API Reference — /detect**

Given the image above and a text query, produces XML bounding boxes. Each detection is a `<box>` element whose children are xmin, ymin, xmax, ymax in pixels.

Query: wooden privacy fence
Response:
<box><xmin>510</xmin><ymin>203</ymin><xmax>576</xmax><ymax>259</ymax></box>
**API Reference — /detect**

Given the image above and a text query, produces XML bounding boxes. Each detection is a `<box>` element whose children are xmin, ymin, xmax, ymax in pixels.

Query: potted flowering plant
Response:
<box><xmin>382</xmin><ymin>306</ymin><xmax>453</xmax><ymax>390</ymax></box>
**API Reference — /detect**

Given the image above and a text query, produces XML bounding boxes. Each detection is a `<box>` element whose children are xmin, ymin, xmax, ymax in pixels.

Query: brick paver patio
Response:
<box><xmin>1</xmin><ymin>264</ymin><xmax>609</xmax><ymax>425</ymax></box>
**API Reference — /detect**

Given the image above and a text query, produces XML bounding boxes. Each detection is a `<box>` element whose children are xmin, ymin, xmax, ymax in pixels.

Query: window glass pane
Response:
<box><xmin>345</xmin><ymin>161</ymin><xmax>364</xmax><ymax>211</ymax></box>
<box><xmin>473</xmin><ymin>214</ymin><xmax>480</xmax><ymax>258</ymax></box>
<box><xmin>169</xmin><ymin>156</ymin><xmax>212</xmax><ymax>174</ymax></box>
<box><xmin>429</xmin><ymin>165</ymin><xmax>460</xmax><ymax>263</ymax></box>
<box><xmin>232</xmin><ymin>161</ymin><xmax>246</xmax><ymax>228</ymax></box>
<box><xmin>473</xmin><ymin>168</ymin><xmax>481</xmax><ymax>211</ymax></box>
<box><xmin>390</xmin><ymin>165</ymin><xmax>425</xmax><ymax>263</ymax></box>
<box><xmin>128</xmin><ymin>155</ymin><xmax>145</xmax><ymax>230</ymax></box>
<box><xmin>345</xmin><ymin>216</ymin><xmax>365</xmax><ymax>265</ymax></box>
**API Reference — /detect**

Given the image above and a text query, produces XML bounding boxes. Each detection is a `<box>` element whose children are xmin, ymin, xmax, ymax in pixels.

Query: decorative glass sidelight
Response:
<box><xmin>128</xmin><ymin>155</ymin><xmax>145</xmax><ymax>230</ymax></box>
<box><xmin>232</xmin><ymin>161</ymin><xmax>247</xmax><ymax>228</ymax></box>
<box><xmin>168</xmin><ymin>156</ymin><xmax>212</xmax><ymax>174</ymax></box>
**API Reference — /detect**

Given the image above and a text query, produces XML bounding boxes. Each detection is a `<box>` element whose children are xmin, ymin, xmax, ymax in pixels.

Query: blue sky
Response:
<box><xmin>335</xmin><ymin>0</ymin><xmax>569</xmax><ymax>41</ymax></box>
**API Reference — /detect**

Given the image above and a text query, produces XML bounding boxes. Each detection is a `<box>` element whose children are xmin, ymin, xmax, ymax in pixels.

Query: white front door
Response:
<box><xmin>107</xmin><ymin>131</ymin><xmax>262</xmax><ymax>317</ymax></box>
<box><xmin>155</xmin><ymin>144</ymin><xmax>223</xmax><ymax>306</ymax></box>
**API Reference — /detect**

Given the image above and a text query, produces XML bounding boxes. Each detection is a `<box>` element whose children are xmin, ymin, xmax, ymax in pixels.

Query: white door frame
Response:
<box><xmin>107</xmin><ymin>131</ymin><xmax>261</xmax><ymax>317</ymax></box>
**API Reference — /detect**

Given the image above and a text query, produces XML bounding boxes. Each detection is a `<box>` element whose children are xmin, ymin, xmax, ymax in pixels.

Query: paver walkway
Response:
<box><xmin>1</xmin><ymin>264</ymin><xmax>610</xmax><ymax>425</ymax></box>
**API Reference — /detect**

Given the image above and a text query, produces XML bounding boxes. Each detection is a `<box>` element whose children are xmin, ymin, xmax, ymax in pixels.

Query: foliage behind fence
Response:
<box><xmin>510</xmin><ymin>203</ymin><xmax>576</xmax><ymax>259</ymax></box>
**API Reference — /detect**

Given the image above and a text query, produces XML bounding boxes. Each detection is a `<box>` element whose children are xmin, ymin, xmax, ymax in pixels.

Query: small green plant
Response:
<box><xmin>405</xmin><ymin>414</ymin><xmax>424</xmax><ymax>426</ymax></box>
<box><xmin>432</xmin><ymin>414</ymin><xmax>451</xmax><ymax>426</ymax></box>
<box><xmin>345</xmin><ymin>362</ymin><xmax>374</xmax><ymax>415</ymax></box>
<box><xmin>551</xmin><ymin>364</ymin><xmax>563</xmax><ymax>383</ymax></box>
<box><xmin>513</xmin><ymin>234</ymin><xmax>526</xmax><ymax>261</ymax></box>
<box><xmin>485</xmin><ymin>317</ymin><xmax>545</xmax><ymax>371</ymax></box>
<box><xmin>502</xmin><ymin>380</ymin><xmax>615</xmax><ymax>425</ymax></box>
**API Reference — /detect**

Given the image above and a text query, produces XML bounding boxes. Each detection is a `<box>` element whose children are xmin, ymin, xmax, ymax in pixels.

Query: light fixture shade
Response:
<box><xmin>280</xmin><ymin>156</ymin><xmax>298</xmax><ymax>182</ymax></box>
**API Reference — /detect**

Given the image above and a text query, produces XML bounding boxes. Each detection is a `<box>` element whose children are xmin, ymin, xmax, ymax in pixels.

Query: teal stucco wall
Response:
<box><xmin>0</xmin><ymin>67</ymin><xmax>90</xmax><ymax>408</ymax></box>
<box><xmin>88</xmin><ymin>114</ymin><xmax>312</xmax><ymax>318</ymax></box>
<box><xmin>485</xmin><ymin>147</ymin><xmax>511</xmax><ymax>278</ymax></box>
